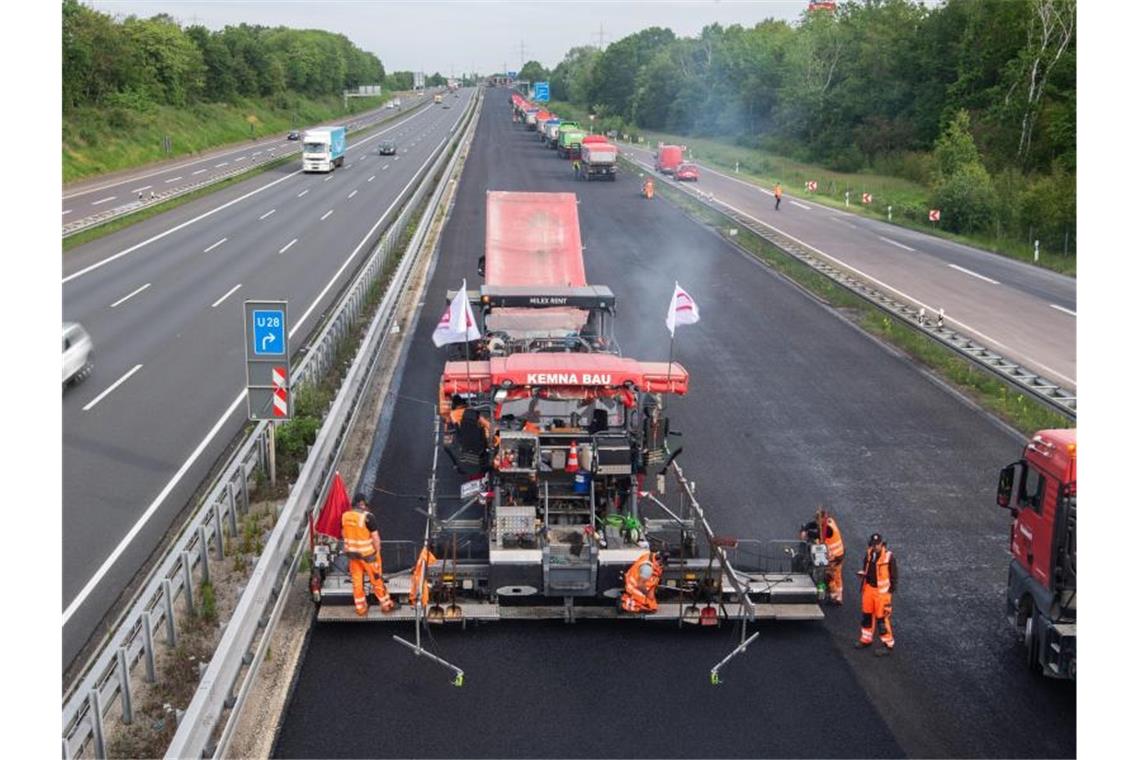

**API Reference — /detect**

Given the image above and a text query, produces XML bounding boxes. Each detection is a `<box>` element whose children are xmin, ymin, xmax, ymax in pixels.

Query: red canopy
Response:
<box><xmin>314</xmin><ymin>472</ymin><xmax>351</xmax><ymax>539</ymax></box>
<box><xmin>484</xmin><ymin>192</ymin><xmax>586</xmax><ymax>288</ymax></box>
<box><xmin>441</xmin><ymin>354</ymin><xmax>689</xmax><ymax>396</ymax></box>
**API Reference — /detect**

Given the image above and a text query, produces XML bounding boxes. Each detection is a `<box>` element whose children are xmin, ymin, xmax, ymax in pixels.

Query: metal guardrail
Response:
<box><xmin>60</xmin><ymin>90</ymin><xmax>479</xmax><ymax>760</ymax></box>
<box><xmin>165</xmin><ymin>89</ymin><xmax>482</xmax><ymax>760</ymax></box>
<box><xmin>62</xmin><ymin>95</ymin><xmax>433</xmax><ymax>238</ymax></box>
<box><xmin>626</xmin><ymin>157</ymin><xmax>1077</xmax><ymax>420</ymax></box>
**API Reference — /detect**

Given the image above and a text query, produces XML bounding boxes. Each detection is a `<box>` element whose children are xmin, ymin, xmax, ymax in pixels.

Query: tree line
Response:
<box><xmin>525</xmin><ymin>0</ymin><xmax>1075</xmax><ymax>251</ymax></box>
<box><xmin>62</xmin><ymin>0</ymin><xmax>386</xmax><ymax>109</ymax></box>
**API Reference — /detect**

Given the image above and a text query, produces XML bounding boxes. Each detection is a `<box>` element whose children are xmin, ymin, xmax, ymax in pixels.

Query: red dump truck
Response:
<box><xmin>655</xmin><ymin>144</ymin><xmax>684</xmax><ymax>175</ymax></box>
<box><xmin>997</xmin><ymin>428</ymin><xmax>1077</xmax><ymax>679</ymax></box>
<box><xmin>579</xmin><ymin>136</ymin><xmax>618</xmax><ymax>181</ymax></box>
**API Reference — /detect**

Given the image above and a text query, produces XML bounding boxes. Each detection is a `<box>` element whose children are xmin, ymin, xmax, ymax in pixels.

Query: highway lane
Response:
<box><xmin>61</xmin><ymin>89</ymin><xmax>475</xmax><ymax>667</ymax></box>
<box><xmin>623</xmin><ymin>144</ymin><xmax>1077</xmax><ymax>389</ymax></box>
<box><xmin>275</xmin><ymin>93</ymin><xmax>1074</xmax><ymax>757</ymax></box>
<box><xmin>62</xmin><ymin>91</ymin><xmax>434</xmax><ymax>230</ymax></box>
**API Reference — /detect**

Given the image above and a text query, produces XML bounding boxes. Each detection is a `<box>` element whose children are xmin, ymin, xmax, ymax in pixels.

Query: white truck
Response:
<box><xmin>302</xmin><ymin>125</ymin><xmax>347</xmax><ymax>173</ymax></box>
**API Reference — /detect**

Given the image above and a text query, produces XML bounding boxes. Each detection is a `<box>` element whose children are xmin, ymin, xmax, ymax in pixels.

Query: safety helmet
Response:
<box><xmin>868</xmin><ymin>532</ymin><xmax>883</xmax><ymax>546</ymax></box>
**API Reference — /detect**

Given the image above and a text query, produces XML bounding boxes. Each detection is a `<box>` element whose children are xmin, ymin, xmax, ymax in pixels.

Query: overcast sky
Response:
<box><xmin>91</xmin><ymin>1</ymin><xmax>808</xmax><ymax>76</ymax></box>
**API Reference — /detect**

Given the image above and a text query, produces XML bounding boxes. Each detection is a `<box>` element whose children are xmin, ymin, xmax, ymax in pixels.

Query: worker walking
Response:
<box><xmin>856</xmin><ymin>533</ymin><xmax>897</xmax><ymax>655</ymax></box>
<box><xmin>801</xmin><ymin>509</ymin><xmax>845</xmax><ymax>604</ymax></box>
<box><xmin>774</xmin><ymin>183</ymin><xmax>783</xmax><ymax>211</ymax></box>
<box><xmin>620</xmin><ymin>551</ymin><xmax>663</xmax><ymax>613</ymax></box>
<box><xmin>341</xmin><ymin>493</ymin><xmax>396</xmax><ymax>616</ymax></box>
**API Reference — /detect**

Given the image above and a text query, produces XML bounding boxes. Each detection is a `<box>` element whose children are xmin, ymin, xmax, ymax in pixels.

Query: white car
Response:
<box><xmin>63</xmin><ymin>322</ymin><xmax>93</xmax><ymax>386</ymax></box>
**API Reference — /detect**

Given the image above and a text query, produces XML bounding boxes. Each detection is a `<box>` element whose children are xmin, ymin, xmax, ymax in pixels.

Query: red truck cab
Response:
<box><xmin>655</xmin><ymin>145</ymin><xmax>684</xmax><ymax>175</ymax></box>
<box><xmin>996</xmin><ymin>428</ymin><xmax>1076</xmax><ymax>679</ymax></box>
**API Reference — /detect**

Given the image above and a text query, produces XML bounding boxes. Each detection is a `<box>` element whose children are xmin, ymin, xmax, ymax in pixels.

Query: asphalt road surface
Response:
<box><xmin>275</xmin><ymin>92</ymin><xmax>1074</xmax><ymax>758</ymax></box>
<box><xmin>61</xmin><ymin>89</ymin><xmax>474</xmax><ymax>668</ymax></box>
<box><xmin>62</xmin><ymin>92</ymin><xmax>433</xmax><ymax>231</ymax></box>
<box><xmin>622</xmin><ymin>144</ymin><xmax>1076</xmax><ymax>390</ymax></box>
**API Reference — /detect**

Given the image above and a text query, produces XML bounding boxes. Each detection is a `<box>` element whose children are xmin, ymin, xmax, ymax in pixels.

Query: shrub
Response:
<box><xmin>932</xmin><ymin>162</ymin><xmax>999</xmax><ymax>234</ymax></box>
<box><xmin>275</xmin><ymin>416</ymin><xmax>320</xmax><ymax>458</ymax></box>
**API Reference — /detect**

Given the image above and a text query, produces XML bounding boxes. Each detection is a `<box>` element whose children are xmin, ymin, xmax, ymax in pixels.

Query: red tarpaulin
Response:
<box><xmin>314</xmin><ymin>471</ymin><xmax>351</xmax><ymax>539</ymax></box>
<box><xmin>484</xmin><ymin>192</ymin><xmax>586</xmax><ymax>288</ymax></box>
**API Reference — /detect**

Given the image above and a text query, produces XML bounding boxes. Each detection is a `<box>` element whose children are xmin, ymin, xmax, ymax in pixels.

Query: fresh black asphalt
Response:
<box><xmin>274</xmin><ymin>92</ymin><xmax>1075</xmax><ymax>758</ymax></box>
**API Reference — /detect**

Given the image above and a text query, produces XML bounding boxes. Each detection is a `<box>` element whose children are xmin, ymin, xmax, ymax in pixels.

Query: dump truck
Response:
<box><xmin>997</xmin><ymin>428</ymin><xmax>1076</xmax><ymax>679</ymax></box>
<box><xmin>655</xmin><ymin>144</ymin><xmax>684</xmax><ymax>175</ymax></box>
<box><xmin>540</xmin><ymin>118</ymin><xmax>561</xmax><ymax>146</ymax></box>
<box><xmin>311</xmin><ymin>193</ymin><xmax>826</xmax><ymax>672</ymax></box>
<box><xmin>558</xmin><ymin>128</ymin><xmax>586</xmax><ymax>159</ymax></box>
<box><xmin>302</xmin><ymin>126</ymin><xmax>347</xmax><ymax>172</ymax></box>
<box><xmin>579</xmin><ymin>137</ymin><xmax>618</xmax><ymax>181</ymax></box>
<box><xmin>531</xmin><ymin>109</ymin><xmax>551</xmax><ymax>132</ymax></box>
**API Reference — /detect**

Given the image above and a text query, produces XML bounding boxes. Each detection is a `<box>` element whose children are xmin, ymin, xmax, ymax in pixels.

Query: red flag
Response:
<box><xmin>315</xmin><ymin>472</ymin><xmax>351</xmax><ymax>539</ymax></box>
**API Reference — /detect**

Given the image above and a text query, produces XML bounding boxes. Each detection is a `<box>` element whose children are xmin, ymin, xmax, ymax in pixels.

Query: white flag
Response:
<box><xmin>432</xmin><ymin>278</ymin><xmax>482</xmax><ymax>347</ymax></box>
<box><xmin>665</xmin><ymin>281</ymin><xmax>700</xmax><ymax>337</ymax></box>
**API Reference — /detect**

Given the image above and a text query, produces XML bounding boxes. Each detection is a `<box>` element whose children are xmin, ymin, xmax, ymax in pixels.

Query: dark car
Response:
<box><xmin>287</xmin><ymin>130</ymin><xmax>301</xmax><ymax>141</ymax></box>
<box><xmin>377</xmin><ymin>140</ymin><xmax>397</xmax><ymax>156</ymax></box>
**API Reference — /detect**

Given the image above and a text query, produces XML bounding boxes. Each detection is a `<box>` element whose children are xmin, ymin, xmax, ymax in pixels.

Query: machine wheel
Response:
<box><xmin>1023</xmin><ymin>610</ymin><xmax>1042</xmax><ymax>675</ymax></box>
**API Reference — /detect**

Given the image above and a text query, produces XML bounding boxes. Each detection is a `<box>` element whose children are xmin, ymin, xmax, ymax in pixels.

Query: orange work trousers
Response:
<box><xmin>860</xmin><ymin>584</ymin><xmax>894</xmax><ymax>648</ymax></box>
<box><xmin>349</xmin><ymin>556</ymin><xmax>393</xmax><ymax>615</ymax></box>
<box><xmin>826</xmin><ymin>556</ymin><xmax>845</xmax><ymax>603</ymax></box>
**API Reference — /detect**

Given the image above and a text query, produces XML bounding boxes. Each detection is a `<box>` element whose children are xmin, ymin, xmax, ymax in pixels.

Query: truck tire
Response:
<box><xmin>1023</xmin><ymin>611</ymin><xmax>1042</xmax><ymax>675</ymax></box>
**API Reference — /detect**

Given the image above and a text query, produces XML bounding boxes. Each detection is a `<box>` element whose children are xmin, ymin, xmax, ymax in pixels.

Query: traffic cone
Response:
<box><xmin>566</xmin><ymin>441</ymin><xmax>579</xmax><ymax>473</ymax></box>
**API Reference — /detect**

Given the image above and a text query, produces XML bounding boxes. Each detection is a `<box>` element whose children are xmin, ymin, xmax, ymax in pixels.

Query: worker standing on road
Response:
<box><xmin>856</xmin><ymin>533</ymin><xmax>897</xmax><ymax>655</ymax></box>
<box><xmin>621</xmin><ymin>551</ymin><xmax>663</xmax><ymax>613</ymax></box>
<box><xmin>801</xmin><ymin>509</ymin><xmax>845</xmax><ymax>604</ymax></box>
<box><xmin>774</xmin><ymin>183</ymin><xmax>783</xmax><ymax>211</ymax></box>
<box><xmin>642</xmin><ymin>177</ymin><xmax>655</xmax><ymax>199</ymax></box>
<box><xmin>342</xmin><ymin>494</ymin><xmax>396</xmax><ymax>616</ymax></box>
<box><xmin>572</xmin><ymin>158</ymin><xmax>582</xmax><ymax>178</ymax></box>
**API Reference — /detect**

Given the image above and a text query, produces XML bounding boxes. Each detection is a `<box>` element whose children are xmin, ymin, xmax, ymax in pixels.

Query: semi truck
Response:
<box><xmin>302</xmin><ymin>126</ymin><xmax>347</xmax><ymax>172</ymax></box>
<box><xmin>655</xmin><ymin>145</ymin><xmax>684</xmax><ymax>175</ymax></box>
<box><xmin>311</xmin><ymin>192</ymin><xmax>826</xmax><ymax>646</ymax></box>
<box><xmin>579</xmin><ymin>137</ymin><xmax>618</xmax><ymax>181</ymax></box>
<box><xmin>996</xmin><ymin>428</ymin><xmax>1076</xmax><ymax>679</ymax></box>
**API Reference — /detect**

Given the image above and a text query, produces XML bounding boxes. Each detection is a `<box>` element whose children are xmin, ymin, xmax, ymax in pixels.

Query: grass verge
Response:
<box><xmin>645</xmin><ymin>166</ymin><xmax>1073</xmax><ymax>435</ymax></box>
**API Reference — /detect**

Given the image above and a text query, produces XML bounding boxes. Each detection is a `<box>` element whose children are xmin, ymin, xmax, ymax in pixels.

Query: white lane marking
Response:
<box><xmin>368</xmin><ymin>175</ymin><xmax>375</xmax><ymax>182</ymax></box>
<box><xmin>63</xmin><ymin>170</ymin><xmax>302</xmax><ymax>284</ymax></box>
<box><xmin>320</xmin><ymin>209</ymin><xmax>334</xmax><ymax>221</ymax></box>
<box><xmin>211</xmin><ymin>283</ymin><xmax>242</xmax><ymax>308</ymax></box>
<box><xmin>279</xmin><ymin>238</ymin><xmax>298</xmax><ymax>254</ymax></box>
<box><xmin>234</xmin><ymin>156</ymin><xmax>247</xmax><ymax>162</ymax></box>
<box><xmin>790</xmin><ymin>200</ymin><xmax>810</xmax><ymax>210</ymax></box>
<box><xmin>63</xmin><ymin>390</ymin><xmax>246</xmax><ymax>623</ymax></box>
<box><xmin>259</xmin><ymin>208</ymin><xmax>276</xmax><ymax>220</ymax></box>
<box><xmin>324</xmin><ymin>176</ymin><xmax>333</xmax><ymax>182</ymax></box>
<box><xmin>192</xmin><ymin>169</ymin><xmax>207</xmax><ymax>175</ymax></box>
<box><xmin>164</xmin><ymin>176</ymin><xmax>183</xmax><ymax>183</ymax></box>
<box><xmin>109</xmin><ymin>282</ymin><xmax>151</xmax><ymax>308</ymax></box>
<box><xmin>215</xmin><ymin>162</ymin><xmax>229</xmax><ymax>168</ymax></box>
<box><xmin>1050</xmin><ymin>304</ymin><xmax>1077</xmax><ymax>317</ymax></box>
<box><xmin>130</xmin><ymin>185</ymin><xmax>152</xmax><ymax>193</ymax></box>
<box><xmin>203</xmin><ymin>237</ymin><xmax>227</xmax><ymax>253</ymax></box>
<box><xmin>948</xmin><ymin>264</ymin><xmax>999</xmax><ymax>285</ymax></box>
<box><xmin>394</xmin><ymin>156</ymin><xmax>400</xmax><ymax>161</ymax></box>
<box><xmin>297</xmin><ymin>189</ymin><xmax>309</xmax><ymax>198</ymax></box>
<box><xmin>348</xmin><ymin>190</ymin><xmax>358</xmax><ymax>199</ymax></box>
<box><xmin>91</xmin><ymin>196</ymin><xmax>116</xmax><ymax>205</ymax></box>
<box><xmin>879</xmin><ymin>236</ymin><xmax>915</xmax><ymax>252</ymax></box>
<box><xmin>63</xmin><ymin>209</ymin><xmax>72</xmax><ymax>216</ymax></box>
<box><xmin>382</xmin><ymin>164</ymin><xmax>389</xmax><ymax>170</ymax></box>
<box><xmin>82</xmin><ymin>364</ymin><xmax>143</xmax><ymax>412</ymax></box>
<box><xmin>253</xmin><ymin>151</ymin><xmax>262</xmax><ymax>157</ymax></box>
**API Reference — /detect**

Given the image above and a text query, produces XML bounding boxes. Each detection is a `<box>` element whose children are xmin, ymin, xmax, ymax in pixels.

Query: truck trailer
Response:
<box><xmin>302</xmin><ymin>126</ymin><xmax>347</xmax><ymax>173</ymax></box>
<box><xmin>655</xmin><ymin>145</ymin><xmax>684</xmax><ymax>175</ymax></box>
<box><xmin>997</xmin><ymin>428</ymin><xmax>1076</xmax><ymax>679</ymax></box>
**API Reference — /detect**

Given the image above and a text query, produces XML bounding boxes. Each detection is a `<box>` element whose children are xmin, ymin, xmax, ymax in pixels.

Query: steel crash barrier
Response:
<box><xmin>620</xmin><ymin>154</ymin><xmax>1076</xmax><ymax>421</ymax></box>
<box><xmin>61</xmin><ymin>89</ymin><xmax>481</xmax><ymax>760</ymax></box>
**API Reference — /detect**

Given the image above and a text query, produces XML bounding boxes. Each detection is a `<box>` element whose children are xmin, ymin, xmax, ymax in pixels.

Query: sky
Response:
<box><xmin>91</xmin><ymin>0</ymin><xmax>808</xmax><ymax>76</ymax></box>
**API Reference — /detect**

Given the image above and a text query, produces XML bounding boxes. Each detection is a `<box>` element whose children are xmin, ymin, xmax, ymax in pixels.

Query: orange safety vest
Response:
<box><xmin>862</xmin><ymin>547</ymin><xmax>892</xmax><ymax>590</ymax></box>
<box><xmin>775</xmin><ymin>185</ymin><xmax>783</xmax><ymax>198</ymax></box>
<box><xmin>342</xmin><ymin>510</ymin><xmax>376</xmax><ymax>560</ymax></box>
<box><xmin>824</xmin><ymin>517</ymin><xmax>844</xmax><ymax>560</ymax></box>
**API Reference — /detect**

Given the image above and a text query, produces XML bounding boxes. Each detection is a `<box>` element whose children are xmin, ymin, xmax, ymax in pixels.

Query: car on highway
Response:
<box><xmin>63</xmin><ymin>322</ymin><xmax>93</xmax><ymax>386</ymax></box>
<box><xmin>674</xmin><ymin>162</ymin><xmax>700</xmax><ymax>182</ymax></box>
<box><xmin>287</xmin><ymin>130</ymin><xmax>301</xmax><ymax>141</ymax></box>
<box><xmin>377</xmin><ymin>140</ymin><xmax>397</xmax><ymax>156</ymax></box>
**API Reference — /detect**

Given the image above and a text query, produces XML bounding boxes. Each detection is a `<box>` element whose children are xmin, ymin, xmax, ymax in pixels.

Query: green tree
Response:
<box><xmin>933</xmin><ymin>162</ymin><xmax>999</xmax><ymax>234</ymax></box>
<box><xmin>933</xmin><ymin>110</ymin><xmax>982</xmax><ymax>179</ymax></box>
<box><xmin>518</xmin><ymin>60</ymin><xmax>548</xmax><ymax>85</ymax></box>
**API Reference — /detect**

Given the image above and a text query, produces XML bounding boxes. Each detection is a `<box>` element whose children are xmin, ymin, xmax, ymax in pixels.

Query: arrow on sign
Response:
<box><xmin>261</xmin><ymin>333</ymin><xmax>276</xmax><ymax>352</ymax></box>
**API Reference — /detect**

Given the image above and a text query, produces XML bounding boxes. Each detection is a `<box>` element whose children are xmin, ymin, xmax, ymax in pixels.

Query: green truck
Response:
<box><xmin>551</xmin><ymin>121</ymin><xmax>579</xmax><ymax>151</ymax></box>
<box><xmin>558</xmin><ymin>127</ymin><xmax>586</xmax><ymax>159</ymax></box>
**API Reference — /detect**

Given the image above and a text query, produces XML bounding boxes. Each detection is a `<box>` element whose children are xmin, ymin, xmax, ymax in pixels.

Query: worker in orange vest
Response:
<box><xmin>801</xmin><ymin>509</ymin><xmax>845</xmax><ymax>604</ymax></box>
<box><xmin>408</xmin><ymin>546</ymin><xmax>437</xmax><ymax>610</ymax></box>
<box><xmin>620</xmin><ymin>551</ymin><xmax>663</xmax><ymax>613</ymax></box>
<box><xmin>774</xmin><ymin>183</ymin><xmax>783</xmax><ymax>211</ymax></box>
<box><xmin>856</xmin><ymin>533</ymin><xmax>897</xmax><ymax>655</ymax></box>
<box><xmin>342</xmin><ymin>494</ymin><xmax>396</xmax><ymax>616</ymax></box>
<box><xmin>642</xmin><ymin>177</ymin><xmax>655</xmax><ymax>199</ymax></box>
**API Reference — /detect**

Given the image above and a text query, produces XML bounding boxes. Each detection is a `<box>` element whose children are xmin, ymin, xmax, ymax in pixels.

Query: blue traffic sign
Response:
<box><xmin>252</xmin><ymin>309</ymin><xmax>286</xmax><ymax>356</ymax></box>
<box><xmin>534</xmin><ymin>82</ymin><xmax>550</xmax><ymax>101</ymax></box>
